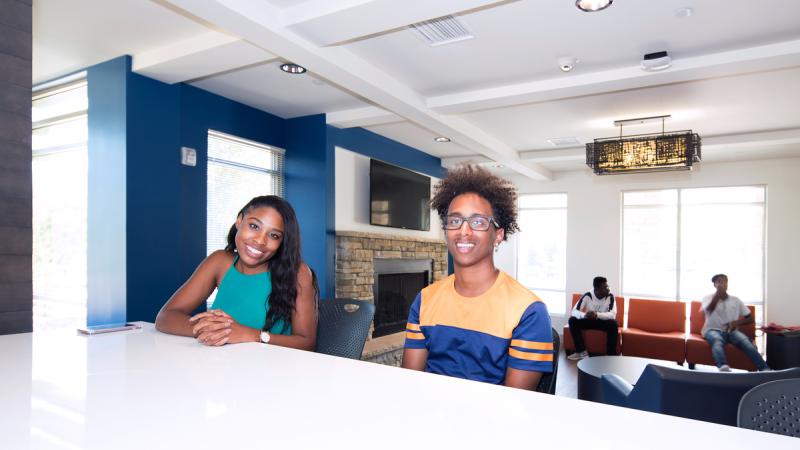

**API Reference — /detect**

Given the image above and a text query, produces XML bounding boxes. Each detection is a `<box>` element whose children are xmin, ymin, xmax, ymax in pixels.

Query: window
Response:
<box><xmin>622</xmin><ymin>190</ymin><xmax>678</xmax><ymax>299</ymax></box>
<box><xmin>206</xmin><ymin>131</ymin><xmax>284</xmax><ymax>306</ymax></box>
<box><xmin>32</xmin><ymin>79</ymin><xmax>89</xmax><ymax>331</ymax></box>
<box><xmin>622</xmin><ymin>186</ymin><xmax>765</xmax><ymax>320</ymax></box>
<box><xmin>517</xmin><ymin>193</ymin><xmax>568</xmax><ymax>314</ymax></box>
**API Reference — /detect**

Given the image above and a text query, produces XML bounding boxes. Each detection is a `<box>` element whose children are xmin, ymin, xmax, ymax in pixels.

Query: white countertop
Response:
<box><xmin>1</xmin><ymin>322</ymin><xmax>795</xmax><ymax>449</ymax></box>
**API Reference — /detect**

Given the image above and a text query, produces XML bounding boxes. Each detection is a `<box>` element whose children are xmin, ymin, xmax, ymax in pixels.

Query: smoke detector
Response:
<box><xmin>558</xmin><ymin>56</ymin><xmax>579</xmax><ymax>72</ymax></box>
<box><xmin>641</xmin><ymin>51</ymin><xmax>672</xmax><ymax>72</ymax></box>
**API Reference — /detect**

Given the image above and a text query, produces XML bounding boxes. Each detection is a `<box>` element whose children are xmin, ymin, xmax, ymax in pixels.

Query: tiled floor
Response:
<box><xmin>554</xmin><ymin>348</ymin><xmax>579</xmax><ymax>398</ymax></box>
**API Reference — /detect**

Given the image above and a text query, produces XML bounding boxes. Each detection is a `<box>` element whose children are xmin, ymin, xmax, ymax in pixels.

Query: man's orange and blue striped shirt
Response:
<box><xmin>404</xmin><ymin>271</ymin><xmax>553</xmax><ymax>384</ymax></box>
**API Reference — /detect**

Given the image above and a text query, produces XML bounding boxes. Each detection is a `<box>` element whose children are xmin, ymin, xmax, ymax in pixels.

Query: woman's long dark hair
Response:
<box><xmin>225</xmin><ymin>195</ymin><xmax>318</xmax><ymax>333</ymax></box>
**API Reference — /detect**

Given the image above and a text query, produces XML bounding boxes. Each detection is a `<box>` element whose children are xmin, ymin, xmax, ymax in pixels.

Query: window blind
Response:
<box><xmin>206</xmin><ymin>130</ymin><xmax>285</xmax><ymax>308</ymax></box>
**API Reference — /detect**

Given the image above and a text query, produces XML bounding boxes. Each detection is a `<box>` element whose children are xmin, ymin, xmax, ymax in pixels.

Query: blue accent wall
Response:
<box><xmin>328</xmin><ymin>126</ymin><xmax>445</xmax><ymax>179</ymax></box>
<box><xmin>125</xmin><ymin>67</ymin><xmax>181</xmax><ymax>323</ymax></box>
<box><xmin>286</xmin><ymin>115</ymin><xmax>333</xmax><ymax>298</ymax></box>
<box><xmin>126</xmin><ymin>81</ymin><xmax>287</xmax><ymax>322</ymax></box>
<box><xmin>175</xmin><ymin>84</ymin><xmax>287</xmax><ymax>282</ymax></box>
<box><xmin>84</xmin><ymin>56</ymin><xmax>441</xmax><ymax>322</ymax></box>
<box><xmin>86</xmin><ymin>57</ymin><xmax>128</xmax><ymax>327</ymax></box>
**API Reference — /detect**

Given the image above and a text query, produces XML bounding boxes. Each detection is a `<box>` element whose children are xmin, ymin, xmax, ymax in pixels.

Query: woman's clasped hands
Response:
<box><xmin>189</xmin><ymin>310</ymin><xmax>248</xmax><ymax>346</ymax></box>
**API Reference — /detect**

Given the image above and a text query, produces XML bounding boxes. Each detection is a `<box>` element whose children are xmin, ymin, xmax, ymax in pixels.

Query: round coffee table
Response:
<box><xmin>577</xmin><ymin>356</ymin><xmax>684</xmax><ymax>402</ymax></box>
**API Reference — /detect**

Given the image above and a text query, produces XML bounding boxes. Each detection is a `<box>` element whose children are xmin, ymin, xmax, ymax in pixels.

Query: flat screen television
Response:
<box><xmin>370</xmin><ymin>159</ymin><xmax>431</xmax><ymax>231</ymax></box>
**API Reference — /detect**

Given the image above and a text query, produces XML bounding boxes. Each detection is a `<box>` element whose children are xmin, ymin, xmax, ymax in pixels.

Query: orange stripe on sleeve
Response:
<box><xmin>406</xmin><ymin>323</ymin><xmax>421</xmax><ymax>332</ymax></box>
<box><xmin>510</xmin><ymin>339</ymin><xmax>553</xmax><ymax>351</ymax></box>
<box><xmin>406</xmin><ymin>332</ymin><xmax>425</xmax><ymax>340</ymax></box>
<box><xmin>509</xmin><ymin>348</ymin><xmax>553</xmax><ymax>362</ymax></box>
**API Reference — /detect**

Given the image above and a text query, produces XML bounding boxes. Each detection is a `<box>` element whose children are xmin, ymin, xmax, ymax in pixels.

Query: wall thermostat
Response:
<box><xmin>181</xmin><ymin>147</ymin><xmax>197</xmax><ymax>167</ymax></box>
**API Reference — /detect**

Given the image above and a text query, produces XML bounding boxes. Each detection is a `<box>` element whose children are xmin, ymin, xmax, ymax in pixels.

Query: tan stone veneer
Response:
<box><xmin>335</xmin><ymin>231</ymin><xmax>448</xmax><ymax>302</ymax></box>
<box><xmin>335</xmin><ymin>231</ymin><xmax>448</xmax><ymax>363</ymax></box>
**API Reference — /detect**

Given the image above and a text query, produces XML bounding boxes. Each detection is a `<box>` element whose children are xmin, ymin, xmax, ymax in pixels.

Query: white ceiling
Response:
<box><xmin>33</xmin><ymin>0</ymin><xmax>800</xmax><ymax>180</ymax></box>
<box><xmin>191</xmin><ymin>61</ymin><xmax>370</xmax><ymax>118</ymax></box>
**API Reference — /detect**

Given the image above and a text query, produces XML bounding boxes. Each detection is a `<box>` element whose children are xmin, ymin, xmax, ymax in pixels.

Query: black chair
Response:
<box><xmin>315</xmin><ymin>298</ymin><xmax>375</xmax><ymax>360</ymax></box>
<box><xmin>738</xmin><ymin>378</ymin><xmax>800</xmax><ymax>437</ymax></box>
<box><xmin>535</xmin><ymin>328</ymin><xmax>560</xmax><ymax>395</ymax></box>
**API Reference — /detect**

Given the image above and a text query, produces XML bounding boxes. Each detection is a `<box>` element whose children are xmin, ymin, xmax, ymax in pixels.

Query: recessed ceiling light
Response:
<box><xmin>280</xmin><ymin>63</ymin><xmax>306</xmax><ymax>74</ymax></box>
<box><xmin>674</xmin><ymin>7</ymin><xmax>693</xmax><ymax>18</ymax></box>
<box><xmin>576</xmin><ymin>0</ymin><xmax>613</xmax><ymax>12</ymax></box>
<box><xmin>434</xmin><ymin>136</ymin><xmax>451</xmax><ymax>143</ymax></box>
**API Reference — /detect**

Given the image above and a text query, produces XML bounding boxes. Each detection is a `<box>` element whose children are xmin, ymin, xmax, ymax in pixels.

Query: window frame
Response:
<box><xmin>205</xmin><ymin>130</ymin><xmax>286</xmax><ymax>308</ymax></box>
<box><xmin>515</xmin><ymin>192</ymin><xmax>569</xmax><ymax>316</ymax></box>
<box><xmin>620</xmin><ymin>184</ymin><xmax>767</xmax><ymax>313</ymax></box>
<box><xmin>31</xmin><ymin>77</ymin><xmax>89</xmax><ymax>331</ymax></box>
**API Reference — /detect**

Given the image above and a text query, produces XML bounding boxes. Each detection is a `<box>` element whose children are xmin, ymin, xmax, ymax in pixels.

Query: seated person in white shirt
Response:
<box><xmin>701</xmin><ymin>273</ymin><xmax>769</xmax><ymax>372</ymax></box>
<box><xmin>567</xmin><ymin>277</ymin><xmax>618</xmax><ymax>360</ymax></box>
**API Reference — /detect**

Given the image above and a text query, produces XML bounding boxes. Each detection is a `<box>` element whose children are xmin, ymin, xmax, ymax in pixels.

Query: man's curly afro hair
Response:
<box><xmin>430</xmin><ymin>164</ymin><xmax>519</xmax><ymax>240</ymax></box>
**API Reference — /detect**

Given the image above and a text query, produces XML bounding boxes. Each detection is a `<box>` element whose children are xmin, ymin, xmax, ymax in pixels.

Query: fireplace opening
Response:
<box><xmin>373</xmin><ymin>272</ymin><xmax>427</xmax><ymax>338</ymax></box>
<box><xmin>372</xmin><ymin>258</ymin><xmax>432</xmax><ymax>339</ymax></box>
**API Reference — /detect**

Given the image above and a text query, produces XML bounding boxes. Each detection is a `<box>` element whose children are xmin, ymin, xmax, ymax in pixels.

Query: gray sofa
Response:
<box><xmin>601</xmin><ymin>365</ymin><xmax>800</xmax><ymax>426</ymax></box>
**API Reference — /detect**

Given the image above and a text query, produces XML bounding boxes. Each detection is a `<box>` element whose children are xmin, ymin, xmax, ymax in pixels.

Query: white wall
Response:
<box><xmin>506</xmin><ymin>157</ymin><xmax>800</xmax><ymax>329</ymax></box>
<box><xmin>335</xmin><ymin>146</ymin><xmax>444</xmax><ymax>240</ymax></box>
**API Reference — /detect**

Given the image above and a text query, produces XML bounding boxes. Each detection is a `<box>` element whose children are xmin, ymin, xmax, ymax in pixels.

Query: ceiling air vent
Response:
<box><xmin>547</xmin><ymin>137</ymin><xmax>583</xmax><ymax>147</ymax></box>
<box><xmin>409</xmin><ymin>15</ymin><xmax>473</xmax><ymax>46</ymax></box>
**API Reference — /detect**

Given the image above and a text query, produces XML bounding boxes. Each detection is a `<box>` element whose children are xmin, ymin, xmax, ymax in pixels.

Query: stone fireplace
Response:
<box><xmin>335</xmin><ymin>231</ymin><xmax>448</xmax><ymax>364</ymax></box>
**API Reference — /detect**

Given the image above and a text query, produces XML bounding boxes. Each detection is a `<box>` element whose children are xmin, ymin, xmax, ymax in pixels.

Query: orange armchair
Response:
<box><xmin>622</xmin><ymin>298</ymin><xmax>686</xmax><ymax>364</ymax></box>
<box><xmin>563</xmin><ymin>293</ymin><xmax>624</xmax><ymax>355</ymax></box>
<box><xmin>685</xmin><ymin>301</ymin><xmax>757</xmax><ymax>371</ymax></box>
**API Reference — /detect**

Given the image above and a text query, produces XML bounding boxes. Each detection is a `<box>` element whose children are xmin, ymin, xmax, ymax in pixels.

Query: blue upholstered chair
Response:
<box><xmin>601</xmin><ymin>364</ymin><xmax>800</xmax><ymax>426</ymax></box>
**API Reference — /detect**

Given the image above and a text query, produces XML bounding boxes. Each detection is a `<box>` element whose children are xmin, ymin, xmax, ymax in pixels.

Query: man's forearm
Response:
<box><xmin>736</xmin><ymin>315</ymin><xmax>755</xmax><ymax>327</ymax></box>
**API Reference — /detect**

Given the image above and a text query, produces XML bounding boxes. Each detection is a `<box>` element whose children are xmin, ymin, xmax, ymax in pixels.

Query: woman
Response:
<box><xmin>155</xmin><ymin>195</ymin><xmax>317</xmax><ymax>350</ymax></box>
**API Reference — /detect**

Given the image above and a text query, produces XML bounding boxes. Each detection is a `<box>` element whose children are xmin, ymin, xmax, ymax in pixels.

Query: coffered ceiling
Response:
<box><xmin>34</xmin><ymin>0</ymin><xmax>800</xmax><ymax>180</ymax></box>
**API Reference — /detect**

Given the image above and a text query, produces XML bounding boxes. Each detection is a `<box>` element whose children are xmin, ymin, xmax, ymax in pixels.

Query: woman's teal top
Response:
<box><xmin>210</xmin><ymin>256</ymin><xmax>290</xmax><ymax>334</ymax></box>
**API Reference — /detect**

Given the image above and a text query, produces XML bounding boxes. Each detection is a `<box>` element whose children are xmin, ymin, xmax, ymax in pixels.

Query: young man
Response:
<box><xmin>701</xmin><ymin>274</ymin><xmax>769</xmax><ymax>372</ymax></box>
<box><xmin>401</xmin><ymin>165</ymin><xmax>553</xmax><ymax>390</ymax></box>
<box><xmin>566</xmin><ymin>276</ymin><xmax>618</xmax><ymax>360</ymax></box>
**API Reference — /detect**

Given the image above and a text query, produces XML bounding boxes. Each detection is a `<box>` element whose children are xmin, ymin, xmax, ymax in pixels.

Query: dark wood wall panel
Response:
<box><xmin>0</xmin><ymin>0</ymin><xmax>32</xmax><ymax>334</ymax></box>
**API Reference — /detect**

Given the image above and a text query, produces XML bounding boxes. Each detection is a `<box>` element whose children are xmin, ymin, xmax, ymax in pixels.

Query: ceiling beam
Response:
<box><xmin>702</xmin><ymin>128</ymin><xmax>800</xmax><ymax>151</ymax></box>
<box><xmin>443</xmin><ymin>127</ymin><xmax>800</xmax><ymax>167</ymax></box>
<box><xmin>326</xmin><ymin>105</ymin><xmax>403</xmax><ymax>128</ymax></box>
<box><xmin>133</xmin><ymin>31</ymin><xmax>276</xmax><ymax>84</ymax></box>
<box><xmin>519</xmin><ymin>148</ymin><xmax>585</xmax><ymax>163</ymax></box>
<box><xmin>428</xmin><ymin>39</ymin><xmax>800</xmax><ymax>114</ymax></box>
<box><xmin>282</xmin><ymin>0</ymin><xmax>506</xmax><ymax>46</ymax></box>
<box><xmin>163</xmin><ymin>0</ymin><xmax>551</xmax><ymax>181</ymax></box>
<box><xmin>320</xmin><ymin>39</ymin><xmax>800</xmax><ymax>129</ymax></box>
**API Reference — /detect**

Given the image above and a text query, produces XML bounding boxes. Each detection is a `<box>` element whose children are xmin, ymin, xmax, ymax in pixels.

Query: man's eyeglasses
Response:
<box><xmin>444</xmin><ymin>214</ymin><xmax>499</xmax><ymax>231</ymax></box>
